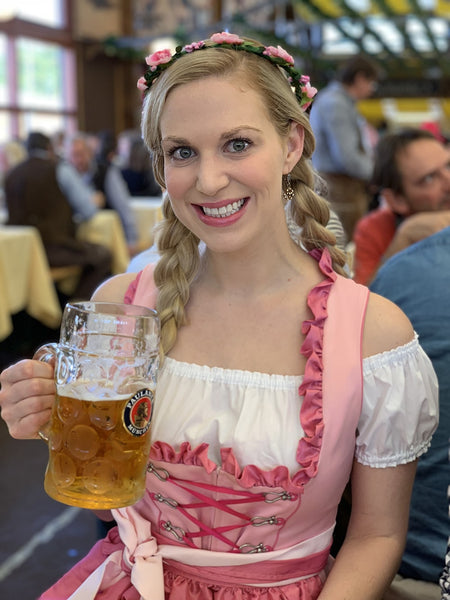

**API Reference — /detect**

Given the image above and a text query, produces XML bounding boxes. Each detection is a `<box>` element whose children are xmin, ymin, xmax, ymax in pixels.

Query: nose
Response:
<box><xmin>195</xmin><ymin>156</ymin><xmax>229</xmax><ymax>197</ymax></box>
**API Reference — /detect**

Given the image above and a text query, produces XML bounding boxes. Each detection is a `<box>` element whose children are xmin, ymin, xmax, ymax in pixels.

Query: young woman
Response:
<box><xmin>0</xmin><ymin>32</ymin><xmax>438</xmax><ymax>599</ymax></box>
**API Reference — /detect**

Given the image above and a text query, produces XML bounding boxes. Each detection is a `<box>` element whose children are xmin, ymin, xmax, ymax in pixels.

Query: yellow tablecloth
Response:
<box><xmin>0</xmin><ymin>226</ymin><xmax>62</xmax><ymax>341</ymax></box>
<box><xmin>77</xmin><ymin>210</ymin><xmax>130</xmax><ymax>274</ymax></box>
<box><xmin>130</xmin><ymin>197</ymin><xmax>163</xmax><ymax>251</ymax></box>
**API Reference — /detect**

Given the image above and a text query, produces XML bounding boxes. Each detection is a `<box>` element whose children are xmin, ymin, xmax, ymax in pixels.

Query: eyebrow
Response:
<box><xmin>161</xmin><ymin>126</ymin><xmax>263</xmax><ymax>145</ymax></box>
<box><xmin>221</xmin><ymin>126</ymin><xmax>263</xmax><ymax>138</ymax></box>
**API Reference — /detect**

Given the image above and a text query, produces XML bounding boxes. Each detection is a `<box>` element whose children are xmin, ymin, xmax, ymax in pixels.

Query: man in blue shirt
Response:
<box><xmin>310</xmin><ymin>56</ymin><xmax>379</xmax><ymax>240</ymax></box>
<box><xmin>371</xmin><ymin>227</ymin><xmax>450</xmax><ymax>599</ymax></box>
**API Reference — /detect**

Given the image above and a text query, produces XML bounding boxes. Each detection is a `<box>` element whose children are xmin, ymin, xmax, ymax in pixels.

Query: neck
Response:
<box><xmin>198</xmin><ymin>231</ymin><xmax>308</xmax><ymax>297</ymax></box>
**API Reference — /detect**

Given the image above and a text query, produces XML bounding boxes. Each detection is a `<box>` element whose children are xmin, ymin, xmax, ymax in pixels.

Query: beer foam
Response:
<box><xmin>58</xmin><ymin>381</ymin><xmax>133</xmax><ymax>402</ymax></box>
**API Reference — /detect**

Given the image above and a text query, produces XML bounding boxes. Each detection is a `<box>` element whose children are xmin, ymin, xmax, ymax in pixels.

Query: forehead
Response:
<box><xmin>160</xmin><ymin>76</ymin><xmax>273</xmax><ymax>137</ymax></box>
<box><xmin>398</xmin><ymin>139</ymin><xmax>448</xmax><ymax>180</ymax></box>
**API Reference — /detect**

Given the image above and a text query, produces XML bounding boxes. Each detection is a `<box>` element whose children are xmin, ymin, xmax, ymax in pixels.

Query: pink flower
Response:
<box><xmin>137</xmin><ymin>76</ymin><xmax>147</xmax><ymax>92</ymax></box>
<box><xmin>210</xmin><ymin>32</ymin><xmax>244</xmax><ymax>45</ymax></box>
<box><xmin>263</xmin><ymin>45</ymin><xmax>294</xmax><ymax>65</ymax></box>
<box><xmin>300</xmin><ymin>83</ymin><xmax>318</xmax><ymax>111</ymax></box>
<box><xmin>183</xmin><ymin>40</ymin><xmax>205</xmax><ymax>53</ymax></box>
<box><xmin>145</xmin><ymin>48</ymin><xmax>173</xmax><ymax>67</ymax></box>
<box><xmin>300</xmin><ymin>75</ymin><xmax>310</xmax><ymax>84</ymax></box>
<box><xmin>304</xmin><ymin>82</ymin><xmax>318</xmax><ymax>99</ymax></box>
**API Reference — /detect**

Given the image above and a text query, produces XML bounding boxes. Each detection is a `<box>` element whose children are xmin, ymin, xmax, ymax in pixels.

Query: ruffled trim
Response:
<box><xmin>150</xmin><ymin>441</ymin><xmax>218</xmax><ymax>474</ymax></box>
<box><xmin>293</xmin><ymin>248</ymin><xmax>335</xmax><ymax>488</ymax></box>
<box><xmin>148</xmin><ymin>248</ymin><xmax>335</xmax><ymax>494</ymax></box>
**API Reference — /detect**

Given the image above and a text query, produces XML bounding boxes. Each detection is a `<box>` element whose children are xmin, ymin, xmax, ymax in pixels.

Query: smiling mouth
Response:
<box><xmin>201</xmin><ymin>199</ymin><xmax>246</xmax><ymax>218</ymax></box>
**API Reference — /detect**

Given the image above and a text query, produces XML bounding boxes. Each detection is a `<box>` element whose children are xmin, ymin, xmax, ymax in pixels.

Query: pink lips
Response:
<box><xmin>195</xmin><ymin>197</ymin><xmax>249</xmax><ymax>227</ymax></box>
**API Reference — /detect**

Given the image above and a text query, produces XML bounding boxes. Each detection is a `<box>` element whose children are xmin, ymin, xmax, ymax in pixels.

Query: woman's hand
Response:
<box><xmin>0</xmin><ymin>359</ymin><xmax>56</xmax><ymax>439</ymax></box>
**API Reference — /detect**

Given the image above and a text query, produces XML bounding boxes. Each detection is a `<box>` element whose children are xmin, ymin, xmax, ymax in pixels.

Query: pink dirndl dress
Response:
<box><xmin>39</xmin><ymin>249</ymin><xmax>370</xmax><ymax>599</ymax></box>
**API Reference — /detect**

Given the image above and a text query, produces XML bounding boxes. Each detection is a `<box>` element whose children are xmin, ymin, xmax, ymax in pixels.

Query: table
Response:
<box><xmin>130</xmin><ymin>197</ymin><xmax>163</xmax><ymax>251</ymax></box>
<box><xmin>0</xmin><ymin>226</ymin><xmax>62</xmax><ymax>341</ymax></box>
<box><xmin>77</xmin><ymin>210</ymin><xmax>130</xmax><ymax>274</ymax></box>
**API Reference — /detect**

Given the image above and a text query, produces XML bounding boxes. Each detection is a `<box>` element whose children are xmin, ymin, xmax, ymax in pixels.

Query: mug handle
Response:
<box><xmin>33</xmin><ymin>343</ymin><xmax>59</xmax><ymax>443</ymax></box>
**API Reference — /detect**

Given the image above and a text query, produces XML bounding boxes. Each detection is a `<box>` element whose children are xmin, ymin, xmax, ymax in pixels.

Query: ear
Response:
<box><xmin>382</xmin><ymin>188</ymin><xmax>410</xmax><ymax>216</ymax></box>
<box><xmin>283</xmin><ymin>121</ymin><xmax>304</xmax><ymax>174</ymax></box>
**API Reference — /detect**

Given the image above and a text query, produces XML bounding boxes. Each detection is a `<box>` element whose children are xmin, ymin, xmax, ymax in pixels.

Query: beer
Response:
<box><xmin>44</xmin><ymin>383</ymin><xmax>154</xmax><ymax>509</ymax></box>
<box><xmin>36</xmin><ymin>301</ymin><xmax>160</xmax><ymax>509</ymax></box>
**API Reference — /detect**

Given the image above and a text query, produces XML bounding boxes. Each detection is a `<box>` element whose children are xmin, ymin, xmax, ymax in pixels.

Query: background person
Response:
<box><xmin>4</xmin><ymin>131</ymin><xmax>112</xmax><ymax>300</ymax></box>
<box><xmin>64</xmin><ymin>132</ymin><xmax>105</xmax><ymax>210</ymax></box>
<box><xmin>353</xmin><ymin>128</ymin><xmax>450</xmax><ymax>285</ymax></box>
<box><xmin>117</xmin><ymin>129</ymin><xmax>162</xmax><ymax>197</ymax></box>
<box><xmin>309</xmin><ymin>55</ymin><xmax>379</xmax><ymax>240</ymax></box>
<box><xmin>91</xmin><ymin>130</ymin><xmax>140</xmax><ymax>255</ymax></box>
<box><xmin>0</xmin><ymin>34</ymin><xmax>438</xmax><ymax>600</ymax></box>
<box><xmin>370</xmin><ymin>227</ymin><xmax>450</xmax><ymax>599</ymax></box>
<box><xmin>66</xmin><ymin>130</ymin><xmax>139</xmax><ymax>255</ymax></box>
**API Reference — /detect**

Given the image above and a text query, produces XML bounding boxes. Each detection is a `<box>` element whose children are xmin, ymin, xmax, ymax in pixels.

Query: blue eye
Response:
<box><xmin>169</xmin><ymin>146</ymin><xmax>194</xmax><ymax>160</ymax></box>
<box><xmin>227</xmin><ymin>138</ymin><xmax>251</xmax><ymax>153</ymax></box>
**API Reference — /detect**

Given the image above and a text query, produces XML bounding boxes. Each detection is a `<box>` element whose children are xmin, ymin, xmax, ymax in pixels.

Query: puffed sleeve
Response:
<box><xmin>356</xmin><ymin>334</ymin><xmax>439</xmax><ymax>468</ymax></box>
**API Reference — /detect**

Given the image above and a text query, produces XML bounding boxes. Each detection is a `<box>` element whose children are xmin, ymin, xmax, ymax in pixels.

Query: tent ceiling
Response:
<box><xmin>119</xmin><ymin>1</ymin><xmax>449</xmax><ymax>80</ymax></box>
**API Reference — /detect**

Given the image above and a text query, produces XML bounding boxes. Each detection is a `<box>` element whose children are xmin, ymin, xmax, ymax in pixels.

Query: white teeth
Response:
<box><xmin>202</xmin><ymin>199</ymin><xmax>245</xmax><ymax>218</ymax></box>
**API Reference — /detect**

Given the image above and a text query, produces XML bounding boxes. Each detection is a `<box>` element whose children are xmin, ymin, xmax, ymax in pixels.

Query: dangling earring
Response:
<box><xmin>282</xmin><ymin>173</ymin><xmax>295</xmax><ymax>204</ymax></box>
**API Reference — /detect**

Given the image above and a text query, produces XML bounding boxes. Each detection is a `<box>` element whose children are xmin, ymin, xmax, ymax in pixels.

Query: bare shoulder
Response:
<box><xmin>362</xmin><ymin>291</ymin><xmax>414</xmax><ymax>358</ymax></box>
<box><xmin>91</xmin><ymin>272</ymin><xmax>137</xmax><ymax>302</ymax></box>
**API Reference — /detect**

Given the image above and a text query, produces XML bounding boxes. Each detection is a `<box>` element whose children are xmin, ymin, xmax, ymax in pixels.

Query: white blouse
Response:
<box><xmin>151</xmin><ymin>334</ymin><xmax>438</xmax><ymax>473</ymax></box>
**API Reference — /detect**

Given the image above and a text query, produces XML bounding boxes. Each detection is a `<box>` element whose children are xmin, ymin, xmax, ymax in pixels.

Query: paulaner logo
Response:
<box><xmin>123</xmin><ymin>389</ymin><xmax>154</xmax><ymax>436</ymax></box>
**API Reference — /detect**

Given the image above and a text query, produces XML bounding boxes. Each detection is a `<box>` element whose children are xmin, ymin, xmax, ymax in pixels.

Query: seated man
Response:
<box><xmin>371</xmin><ymin>227</ymin><xmax>450</xmax><ymax>599</ymax></box>
<box><xmin>353</xmin><ymin>128</ymin><xmax>450</xmax><ymax>285</ymax></box>
<box><xmin>4</xmin><ymin>131</ymin><xmax>112</xmax><ymax>300</ymax></box>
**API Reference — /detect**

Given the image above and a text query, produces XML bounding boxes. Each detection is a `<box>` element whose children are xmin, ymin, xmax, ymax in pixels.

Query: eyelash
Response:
<box><xmin>225</xmin><ymin>137</ymin><xmax>252</xmax><ymax>153</ymax></box>
<box><xmin>166</xmin><ymin>146</ymin><xmax>192</xmax><ymax>160</ymax></box>
<box><xmin>165</xmin><ymin>137</ymin><xmax>253</xmax><ymax>161</ymax></box>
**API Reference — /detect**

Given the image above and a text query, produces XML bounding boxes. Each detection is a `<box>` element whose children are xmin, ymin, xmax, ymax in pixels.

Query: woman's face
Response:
<box><xmin>159</xmin><ymin>76</ymin><xmax>303</xmax><ymax>254</ymax></box>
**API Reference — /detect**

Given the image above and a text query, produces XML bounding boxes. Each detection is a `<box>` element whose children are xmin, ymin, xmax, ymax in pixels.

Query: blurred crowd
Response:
<box><xmin>0</xmin><ymin>128</ymin><xmax>162</xmax><ymax>300</ymax></box>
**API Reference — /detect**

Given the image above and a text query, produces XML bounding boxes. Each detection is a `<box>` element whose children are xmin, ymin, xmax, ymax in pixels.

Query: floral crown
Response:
<box><xmin>137</xmin><ymin>31</ymin><xmax>317</xmax><ymax>111</ymax></box>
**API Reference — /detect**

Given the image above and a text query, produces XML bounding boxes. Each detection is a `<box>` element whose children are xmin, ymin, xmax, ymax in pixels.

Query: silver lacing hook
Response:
<box><xmin>147</xmin><ymin>462</ymin><xmax>170</xmax><ymax>481</ymax></box>
<box><xmin>239</xmin><ymin>542</ymin><xmax>271</xmax><ymax>554</ymax></box>
<box><xmin>160</xmin><ymin>520</ymin><xmax>185</xmax><ymax>542</ymax></box>
<box><xmin>263</xmin><ymin>490</ymin><xmax>295</xmax><ymax>503</ymax></box>
<box><xmin>153</xmin><ymin>492</ymin><xmax>178</xmax><ymax>508</ymax></box>
<box><xmin>251</xmin><ymin>515</ymin><xmax>283</xmax><ymax>527</ymax></box>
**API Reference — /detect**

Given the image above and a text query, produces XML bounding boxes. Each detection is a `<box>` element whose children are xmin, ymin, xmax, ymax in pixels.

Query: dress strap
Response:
<box><xmin>124</xmin><ymin>263</ymin><xmax>158</xmax><ymax>309</ymax></box>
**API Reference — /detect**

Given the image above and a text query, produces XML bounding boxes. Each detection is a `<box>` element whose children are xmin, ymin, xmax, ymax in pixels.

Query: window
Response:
<box><xmin>17</xmin><ymin>37</ymin><xmax>70</xmax><ymax>111</ymax></box>
<box><xmin>0</xmin><ymin>0</ymin><xmax>63</xmax><ymax>28</ymax></box>
<box><xmin>0</xmin><ymin>0</ymin><xmax>76</xmax><ymax>144</ymax></box>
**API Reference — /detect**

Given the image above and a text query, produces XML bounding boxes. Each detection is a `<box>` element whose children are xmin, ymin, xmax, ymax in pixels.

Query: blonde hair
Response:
<box><xmin>141</xmin><ymin>44</ymin><xmax>347</xmax><ymax>355</ymax></box>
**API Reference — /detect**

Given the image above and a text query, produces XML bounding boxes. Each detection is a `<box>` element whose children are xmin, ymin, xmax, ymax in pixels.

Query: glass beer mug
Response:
<box><xmin>36</xmin><ymin>301</ymin><xmax>160</xmax><ymax>510</ymax></box>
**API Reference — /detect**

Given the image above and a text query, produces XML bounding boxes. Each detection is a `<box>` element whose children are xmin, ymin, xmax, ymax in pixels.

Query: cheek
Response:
<box><xmin>411</xmin><ymin>190</ymin><xmax>436</xmax><ymax>211</ymax></box>
<box><xmin>163</xmin><ymin>166</ymin><xmax>191</xmax><ymax>199</ymax></box>
<box><xmin>241</xmin><ymin>154</ymin><xmax>283</xmax><ymax>187</ymax></box>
